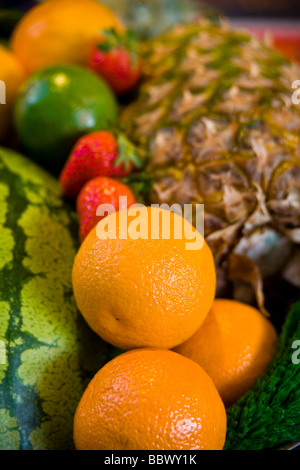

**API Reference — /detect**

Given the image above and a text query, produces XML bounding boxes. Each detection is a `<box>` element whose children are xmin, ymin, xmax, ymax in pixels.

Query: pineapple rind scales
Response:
<box><xmin>123</xmin><ymin>19</ymin><xmax>300</xmax><ymax>304</ymax></box>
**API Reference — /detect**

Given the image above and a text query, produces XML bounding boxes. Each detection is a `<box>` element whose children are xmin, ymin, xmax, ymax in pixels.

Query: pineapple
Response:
<box><xmin>122</xmin><ymin>19</ymin><xmax>300</xmax><ymax>312</ymax></box>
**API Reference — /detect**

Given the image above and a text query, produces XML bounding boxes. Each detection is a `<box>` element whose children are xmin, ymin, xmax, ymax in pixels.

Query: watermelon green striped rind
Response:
<box><xmin>0</xmin><ymin>147</ymin><xmax>114</xmax><ymax>450</ymax></box>
<box><xmin>225</xmin><ymin>300</ymin><xmax>300</xmax><ymax>450</ymax></box>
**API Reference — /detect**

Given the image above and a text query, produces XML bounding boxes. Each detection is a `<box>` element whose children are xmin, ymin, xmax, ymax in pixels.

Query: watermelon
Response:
<box><xmin>0</xmin><ymin>147</ymin><xmax>115</xmax><ymax>450</ymax></box>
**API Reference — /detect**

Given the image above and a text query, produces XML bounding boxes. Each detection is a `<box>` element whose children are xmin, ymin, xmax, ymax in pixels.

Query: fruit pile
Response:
<box><xmin>72</xmin><ymin>206</ymin><xmax>278</xmax><ymax>450</ymax></box>
<box><xmin>0</xmin><ymin>0</ymin><xmax>299</xmax><ymax>451</ymax></box>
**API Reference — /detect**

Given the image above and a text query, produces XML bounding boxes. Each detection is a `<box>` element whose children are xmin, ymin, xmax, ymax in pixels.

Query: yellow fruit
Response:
<box><xmin>174</xmin><ymin>298</ymin><xmax>278</xmax><ymax>407</ymax></box>
<box><xmin>11</xmin><ymin>0</ymin><xmax>124</xmax><ymax>74</ymax></box>
<box><xmin>73</xmin><ymin>348</ymin><xmax>227</xmax><ymax>450</ymax></box>
<box><xmin>72</xmin><ymin>206</ymin><xmax>216</xmax><ymax>350</ymax></box>
<box><xmin>0</xmin><ymin>46</ymin><xmax>25</xmax><ymax>141</ymax></box>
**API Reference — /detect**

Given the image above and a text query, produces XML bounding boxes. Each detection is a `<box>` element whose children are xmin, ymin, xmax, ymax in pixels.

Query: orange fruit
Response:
<box><xmin>72</xmin><ymin>206</ymin><xmax>216</xmax><ymax>350</ymax></box>
<box><xmin>11</xmin><ymin>0</ymin><xmax>124</xmax><ymax>75</ymax></box>
<box><xmin>174</xmin><ymin>298</ymin><xmax>278</xmax><ymax>407</ymax></box>
<box><xmin>73</xmin><ymin>348</ymin><xmax>227</xmax><ymax>450</ymax></box>
<box><xmin>0</xmin><ymin>46</ymin><xmax>25</xmax><ymax>141</ymax></box>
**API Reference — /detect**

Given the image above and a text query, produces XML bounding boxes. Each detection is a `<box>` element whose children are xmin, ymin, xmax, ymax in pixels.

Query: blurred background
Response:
<box><xmin>0</xmin><ymin>0</ymin><xmax>299</xmax><ymax>61</ymax></box>
<box><xmin>1</xmin><ymin>0</ymin><xmax>299</xmax><ymax>61</ymax></box>
<box><xmin>1</xmin><ymin>0</ymin><xmax>299</xmax><ymax>16</ymax></box>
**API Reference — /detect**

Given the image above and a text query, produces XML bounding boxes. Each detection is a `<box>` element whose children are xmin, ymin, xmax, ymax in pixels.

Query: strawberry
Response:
<box><xmin>77</xmin><ymin>176</ymin><xmax>136</xmax><ymax>243</ymax></box>
<box><xmin>59</xmin><ymin>130</ymin><xmax>143</xmax><ymax>198</ymax></box>
<box><xmin>88</xmin><ymin>28</ymin><xmax>142</xmax><ymax>95</ymax></box>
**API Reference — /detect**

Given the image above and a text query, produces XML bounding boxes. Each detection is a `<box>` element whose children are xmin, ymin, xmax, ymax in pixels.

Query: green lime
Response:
<box><xmin>14</xmin><ymin>64</ymin><xmax>119</xmax><ymax>171</ymax></box>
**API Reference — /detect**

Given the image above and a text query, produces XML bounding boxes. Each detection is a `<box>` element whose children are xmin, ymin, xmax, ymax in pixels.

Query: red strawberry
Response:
<box><xmin>88</xmin><ymin>28</ymin><xmax>141</xmax><ymax>95</ymax></box>
<box><xmin>77</xmin><ymin>176</ymin><xmax>136</xmax><ymax>243</ymax></box>
<box><xmin>59</xmin><ymin>130</ymin><xmax>143</xmax><ymax>198</ymax></box>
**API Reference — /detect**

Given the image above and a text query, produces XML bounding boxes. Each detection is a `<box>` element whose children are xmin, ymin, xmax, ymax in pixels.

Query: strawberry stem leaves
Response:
<box><xmin>115</xmin><ymin>133</ymin><xmax>144</xmax><ymax>171</ymax></box>
<box><xmin>98</xmin><ymin>28</ymin><xmax>140</xmax><ymax>67</ymax></box>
